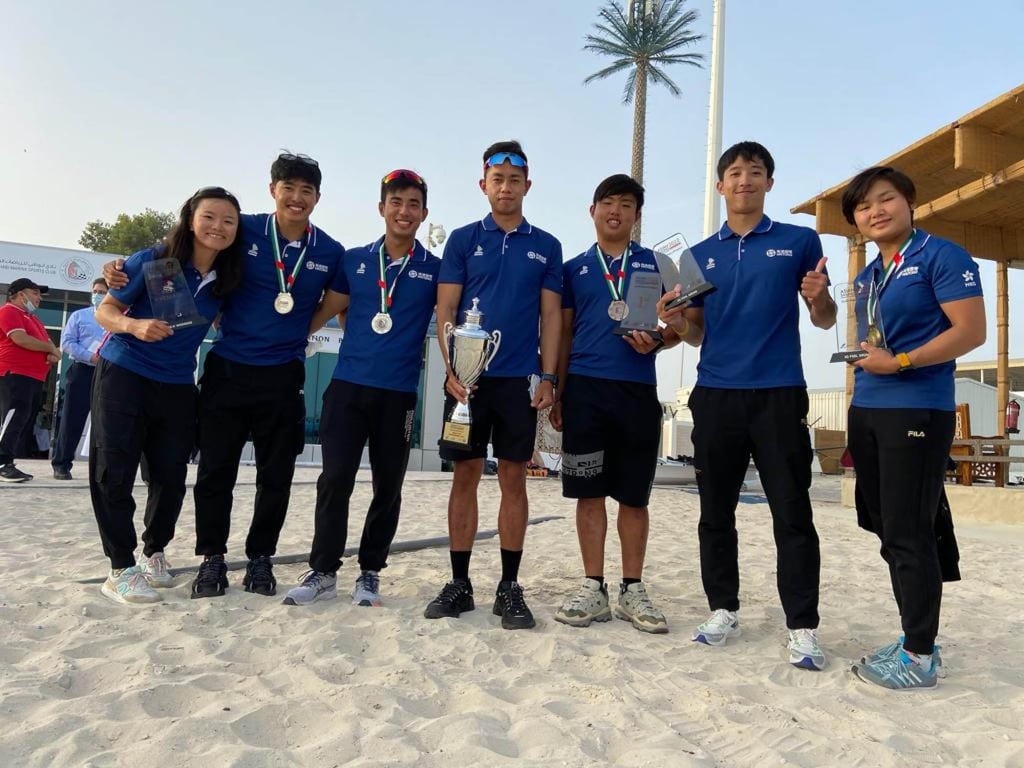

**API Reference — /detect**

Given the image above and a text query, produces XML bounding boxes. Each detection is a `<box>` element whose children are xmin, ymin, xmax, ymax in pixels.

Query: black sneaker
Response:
<box><xmin>0</xmin><ymin>464</ymin><xmax>31</xmax><ymax>483</ymax></box>
<box><xmin>191</xmin><ymin>555</ymin><xmax>228</xmax><ymax>599</ymax></box>
<box><xmin>493</xmin><ymin>581</ymin><xmax>536</xmax><ymax>630</ymax></box>
<box><xmin>243</xmin><ymin>555</ymin><xmax>277</xmax><ymax>596</ymax></box>
<box><xmin>53</xmin><ymin>468</ymin><xmax>73</xmax><ymax>480</ymax></box>
<box><xmin>423</xmin><ymin>579</ymin><xmax>475</xmax><ymax>619</ymax></box>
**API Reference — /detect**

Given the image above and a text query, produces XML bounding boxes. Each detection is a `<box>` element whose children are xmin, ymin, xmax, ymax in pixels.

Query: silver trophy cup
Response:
<box><xmin>441</xmin><ymin>297</ymin><xmax>501</xmax><ymax>448</ymax></box>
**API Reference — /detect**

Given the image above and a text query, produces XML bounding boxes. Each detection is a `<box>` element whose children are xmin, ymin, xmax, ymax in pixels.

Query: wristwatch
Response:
<box><xmin>896</xmin><ymin>352</ymin><xmax>914</xmax><ymax>373</ymax></box>
<box><xmin>540</xmin><ymin>373</ymin><xmax>559</xmax><ymax>387</ymax></box>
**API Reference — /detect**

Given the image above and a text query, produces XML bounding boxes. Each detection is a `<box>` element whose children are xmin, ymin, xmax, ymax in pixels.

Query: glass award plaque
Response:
<box><xmin>612</xmin><ymin>271</ymin><xmax>663</xmax><ymax>341</ymax></box>
<box><xmin>665</xmin><ymin>247</ymin><xmax>716</xmax><ymax>310</ymax></box>
<box><xmin>830</xmin><ymin>280</ymin><xmax>886</xmax><ymax>363</ymax></box>
<box><xmin>142</xmin><ymin>257</ymin><xmax>207</xmax><ymax>330</ymax></box>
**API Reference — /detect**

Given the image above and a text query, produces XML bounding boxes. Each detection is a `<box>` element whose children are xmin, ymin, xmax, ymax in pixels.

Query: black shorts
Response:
<box><xmin>439</xmin><ymin>375</ymin><xmax>537</xmax><ymax>462</ymax></box>
<box><xmin>560</xmin><ymin>374</ymin><xmax>662</xmax><ymax>508</ymax></box>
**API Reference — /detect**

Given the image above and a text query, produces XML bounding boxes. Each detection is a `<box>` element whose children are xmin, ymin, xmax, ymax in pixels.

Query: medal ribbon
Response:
<box><xmin>269</xmin><ymin>215</ymin><xmax>312</xmax><ymax>295</ymax></box>
<box><xmin>868</xmin><ymin>230</ymin><xmax>915</xmax><ymax>322</ymax></box>
<box><xmin>377</xmin><ymin>240</ymin><xmax>414</xmax><ymax>315</ymax></box>
<box><xmin>594</xmin><ymin>243</ymin><xmax>632</xmax><ymax>301</ymax></box>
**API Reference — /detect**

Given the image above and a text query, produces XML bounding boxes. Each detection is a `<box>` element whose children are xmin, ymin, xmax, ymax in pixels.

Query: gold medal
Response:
<box><xmin>865</xmin><ymin>324</ymin><xmax>883</xmax><ymax>346</ymax></box>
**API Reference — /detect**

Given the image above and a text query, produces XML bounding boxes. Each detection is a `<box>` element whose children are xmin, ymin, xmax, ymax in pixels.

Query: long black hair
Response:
<box><xmin>162</xmin><ymin>186</ymin><xmax>244</xmax><ymax>298</ymax></box>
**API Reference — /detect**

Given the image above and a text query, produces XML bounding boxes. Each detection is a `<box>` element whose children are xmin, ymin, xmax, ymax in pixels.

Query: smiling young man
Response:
<box><xmin>425</xmin><ymin>140</ymin><xmax>563</xmax><ymax>630</ymax></box>
<box><xmin>283</xmin><ymin>169</ymin><xmax>440</xmax><ymax>609</ymax></box>
<box><xmin>551</xmin><ymin>174</ymin><xmax>680</xmax><ymax>634</ymax></box>
<box><xmin>659</xmin><ymin>141</ymin><xmax>837</xmax><ymax>669</ymax></box>
<box><xmin>103</xmin><ymin>153</ymin><xmax>345</xmax><ymax>599</ymax></box>
<box><xmin>0</xmin><ymin>278</ymin><xmax>61</xmax><ymax>483</ymax></box>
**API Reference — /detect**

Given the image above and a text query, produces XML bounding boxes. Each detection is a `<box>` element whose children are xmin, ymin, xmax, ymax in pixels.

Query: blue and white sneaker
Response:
<box><xmin>282</xmin><ymin>570</ymin><xmax>337</xmax><ymax>606</ymax></box>
<box><xmin>788</xmin><ymin>628</ymin><xmax>826</xmax><ymax>670</ymax></box>
<box><xmin>353</xmin><ymin>570</ymin><xmax>382</xmax><ymax>607</ymax></box>
<box><xmin>855</xmin><ymin>649</ymin><xmax>938</xmax><ymax>690</ymax></box>
<box><xmin>860</xmin><ymin>636</ymin><xmax>945</xmax><ymax>678</ymax></box>
<box><xmin>692</xmin><ymin>609</ymin><xmax>740</xmax><ymax>646</ymax></box>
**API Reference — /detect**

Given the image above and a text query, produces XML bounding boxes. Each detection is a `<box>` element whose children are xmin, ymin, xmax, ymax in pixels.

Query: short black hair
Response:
<box><xmin>92</xmin><ymin>277</ymin><xmax>108</xmax><ymax>289</ymax></box>
<box><xmin>717</xmin><ymin>141</ymin><xmax>775</xmax><ymax>180</ymax></box>
<box><xmin>482</xmin><ymin>140</ymin><xmax>528</xmax><ymax>177</ymax></box>
<box><xmin>592</xmin><ymin>174</ymin><xmax>645</xmax><ymax>212</ymax></box>
<box><xmin>380</xmin><ymin>170</ymin><xmax>427</xmax><ymax>208</ymax></box>
<box><xmin>271</xmin><ymin>151</ymin><xmax>322</xmax><ymax>192</ymax></box>
<box><xmin>840</xmin><ymin>166</ymin><xmax>917</xmax><ymax>225</ymax></box>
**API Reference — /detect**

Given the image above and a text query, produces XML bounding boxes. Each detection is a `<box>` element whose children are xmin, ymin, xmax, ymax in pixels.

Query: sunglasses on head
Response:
<box><xmin>191</xmin><ymin>186</ymin><xmax>240</xmax><ymax>207</ymax></box>
<box><xmin>277</xmin><ymin>152</ymin><xmax>320</xmax><ymax>168</ymax></box>
<box><xmin>484</xmin><ymin>152</ymin><xmax>527</xmax><ymax>169</ymax></box>
<box><xmin>381</xmin><ymin>169</ymin><xmax>427</xmax><ymax>188</ymax></box>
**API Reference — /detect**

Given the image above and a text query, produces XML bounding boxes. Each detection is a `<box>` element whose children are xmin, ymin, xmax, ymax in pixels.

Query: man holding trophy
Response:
<box><xmin>659</xmin><ymin>142</ymin><xmax>836</xmax><ymax>670</ymax></box>
<box><xmin>550</xmin><ymin>174</ymin><xmax>684</xmax><ymax>634</ymax></box>
<box><xmin>426</xmin><ymin>140</ymin><xmax>563</xmax><ymax>630</ymax></box>
<box><xmin>283</xmin><ymin>169</ymin><xmax>440</xmax><ymax>609</ymax></box>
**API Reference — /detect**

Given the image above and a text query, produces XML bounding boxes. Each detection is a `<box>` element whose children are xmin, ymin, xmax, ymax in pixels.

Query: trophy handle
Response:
<box><xmin>483</xmin><ymin>330</ymin><xmax>502</xmax><ymax>372</ymax></box>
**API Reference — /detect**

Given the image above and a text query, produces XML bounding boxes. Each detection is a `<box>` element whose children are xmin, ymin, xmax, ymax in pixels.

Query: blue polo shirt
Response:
<box><xmin>328</xmin><ymin>237</ymin><xmax>440</xmax><ymax>393</ymax></box>
<box><xmin>439</xmin><ymin>213</ymin><xmax>562</xmax><ymax>378</ymax></box>
<box><xmin>214</xmin><ymin>213</ymin><xmax>344</xmax><ymax>366</ymax></box>
<box><xmin>852</xmin><ymin>230</ymin><xmax>983</xmax><ymax>410</ymax></box>
<box><xmin>563</xmin><ymin>242</ymin><xmax>660</xmax><ymax>386</ymax></box>
<box><xmin>101</xmin><ymin>247</ymin><xmax>221</xmax><ymax>384</ymax></box>
<box><xmin>691</xmin><ymin>216</ymin><xmax>824</xmax><ymax>389</ymax></box>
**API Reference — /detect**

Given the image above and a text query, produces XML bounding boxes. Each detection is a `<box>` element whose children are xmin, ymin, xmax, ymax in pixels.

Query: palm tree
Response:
<box><xmin>584</xmin><ymin>0</ymin><xmax>705</xmax><ymax>241</ymax></box>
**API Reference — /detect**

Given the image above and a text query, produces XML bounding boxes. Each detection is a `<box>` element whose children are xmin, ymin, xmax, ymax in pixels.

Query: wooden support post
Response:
<box><xmin>845</xmin><ymin>236</ymin><xmax>866</xmax><ymax>407</ymax></box>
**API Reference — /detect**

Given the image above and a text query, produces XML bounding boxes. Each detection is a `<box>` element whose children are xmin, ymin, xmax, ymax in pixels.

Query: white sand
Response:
<box><xmin>1</xmin><ymin>459</ymin><xmax>1023</xmax><ymax>767</ymax></box>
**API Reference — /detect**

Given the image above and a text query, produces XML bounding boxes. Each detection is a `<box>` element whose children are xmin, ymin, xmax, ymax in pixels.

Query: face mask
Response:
<box><xmin>91</xmin><ymin>293</ymin><xmax>105</xmax><ymax>308</ymax></box>
<box><xmin>24</xmin><ymin>300</ymin><xmax>37</xmax><ymax>314</ymax></box>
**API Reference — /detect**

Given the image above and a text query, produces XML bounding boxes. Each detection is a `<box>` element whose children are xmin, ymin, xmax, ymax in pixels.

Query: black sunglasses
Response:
<box><xmin>277</xmin><ymin>152</ymin><xmax>320</xmax><ymax>168</ymax></box>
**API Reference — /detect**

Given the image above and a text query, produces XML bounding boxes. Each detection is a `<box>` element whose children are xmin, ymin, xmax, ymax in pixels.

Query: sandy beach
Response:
<box><xmin>1</xmin><ymin>459</ymin><xmax>1022</xmax><ymax>767</ymax></box>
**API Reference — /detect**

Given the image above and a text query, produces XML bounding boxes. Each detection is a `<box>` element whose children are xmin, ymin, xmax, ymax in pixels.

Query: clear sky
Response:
<box><xmin>3</xmin><ymin>0</ymin><xmax>1022</xmax><ymax>400</ymax></box>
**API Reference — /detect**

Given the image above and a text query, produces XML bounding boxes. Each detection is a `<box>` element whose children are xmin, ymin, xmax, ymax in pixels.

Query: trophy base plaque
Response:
<box><xmin>665</xmin><ymin>281</ymin><xmax>717</xmax><ymax>311</ymax></box>
<box><xmin>830</xmin><ymin>350</ymin><xmax>868</xmax><ymax>363</ymax></box>
<box><xmin>168</xmin><ymin>318</ymin><xmax>201</xmax><ymax>330</ymax></box>
<box><xmin>441</xmin><ymin>420</ymin><xmax>473</xmax><ymax>450</ymax></box>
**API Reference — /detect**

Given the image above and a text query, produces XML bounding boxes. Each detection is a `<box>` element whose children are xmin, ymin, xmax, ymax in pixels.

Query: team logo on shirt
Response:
<box><xmin>527</xmin><ymin>251</ymin><xmax>547</xmax><ymax>264</ymax></box>
<box><xmin>896</xmin><ymin>265</ymin><xmax>919</xmax><ymax>279</ymax></box>
<box><xmin>356</xmin><ymin>263</ymin><xmax>366</xmax><ymax>274</ymax></box>
<box><xmin>962</xmin><ymin>270</ymin><xmax>977</xmax><ymax>287</ymax></box>
<box><xmin>407</xmin><ymin>270</ymin><xmax>434</xmax><ymax>281</ymax></box>
<box><xmin>247</xmin><ymin>243</ymin><xmax>259</xmax><ymax>257</ymax></box>
<box><xmin>473</xmin><ymin>245</ymin><xmax>485</xmax><ymax>256</ymax></box>
<box><xmin>705</xmin><ymin>258</ymin><xmax>716</xmax><ymax>270</ymax></box>
<box><xmin>632</xmin><ymin>261</ymin><xmax>655</xmax><ymax>270</ymax></box>
<box><xmin>765</xmin><ymin>248</ymin><xmax>793</xmax><ymax>258</ymax></box>
<box><xmin>305</xmin><ymin>261</ymin><xmax>329</xmax><ymax>273</ymax></box>
<box><xmin>580</xmin><ymin>265</ymin><xmax>589</xmax><ymax>275</ymax></box>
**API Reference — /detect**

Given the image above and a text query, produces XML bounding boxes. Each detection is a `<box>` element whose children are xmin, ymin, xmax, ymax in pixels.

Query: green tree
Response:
<box><xmin>584</xmin><ymin>0</ymin><xmax>705</xmax><ymax>241</ymax></box>
<box><xmin>79</xmin><ymin>208</ymin><xmax>176</xmax><ymax>256</ymax></box>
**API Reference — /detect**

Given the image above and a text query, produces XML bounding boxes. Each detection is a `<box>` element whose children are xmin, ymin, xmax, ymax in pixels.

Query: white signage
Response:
<box><xmin>0</xmin><ymin>240</ymin><xmax>116</xmax><ymax>293</ymax></box>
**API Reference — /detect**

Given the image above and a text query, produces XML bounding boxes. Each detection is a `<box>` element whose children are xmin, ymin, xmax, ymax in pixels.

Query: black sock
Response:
<box><xmin>586</xmin><ymin>575</ymin><xmax>605</xmax><ymax>590</ymax></box>
<box><xmin>450</xmin><ymin>550</ymin><xmax>472</xmax><ymax>583</ymax></box>
<box><xmin>622</xmin><ymin>577</ymin><xmax>642</xmax><ymax>588</ymax></box>
<box><xmin>500</xmin><ymin>548</ymin><xmax>523</xmax><ymax>583</ymax></box>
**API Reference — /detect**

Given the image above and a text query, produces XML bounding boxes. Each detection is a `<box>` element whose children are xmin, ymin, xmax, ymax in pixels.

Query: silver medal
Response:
<box><xmin>274</xmin><ymin>292</ymin><xmax>295</xmax><ymax>314</ymax></box>
<box><xmin>608</xmin><ymin>300</ymin><xmax>629</xmax><ymax>321</ymax></box>
<box><xmin>372</xmin><ymin>312</ymin><xmax>393</xmax><ymax>334</ymax></box>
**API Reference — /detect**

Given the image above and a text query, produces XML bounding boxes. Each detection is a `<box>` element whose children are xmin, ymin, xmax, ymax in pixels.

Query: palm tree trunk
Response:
<box><xmin>630</xmin><ymin>60</ymin><xmax>647</xmax><ymax>243</ymax></box>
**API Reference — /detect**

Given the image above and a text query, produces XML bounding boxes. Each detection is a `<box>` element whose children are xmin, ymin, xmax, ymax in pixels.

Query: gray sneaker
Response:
<box><xmin>139</xmin><ymin>552</ymin><xmax>174</xmax><ymax>588</ymax></box>
<box><xmin>554</xmin><ymin>579</ymin><xmax>612</xmax><ymax>627</ymax></box>
<box><xmin>860</xmin><ymin>636</ymin><xmax>946</xmax><ymax>678</ymax></box>
<box><xmin>353</xmin><ymin>570</ymin><xmax>382</xmax><ymax>607</ymax></box>
<box><xmin>615</xmin><ymin>582</ymin><xmax>669</xmax><ymax>634</ymax></box>
<box><xmin>282</xmin><ymin>570</ymin><xmax>337</xmax><ymax>606</ymax></box>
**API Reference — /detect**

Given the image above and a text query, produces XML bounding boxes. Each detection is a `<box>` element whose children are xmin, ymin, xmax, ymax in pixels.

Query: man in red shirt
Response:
<box><xmin>0</xmin><ymin>278</ymin><xmax>60</xmax><ymax>483</ymax></box>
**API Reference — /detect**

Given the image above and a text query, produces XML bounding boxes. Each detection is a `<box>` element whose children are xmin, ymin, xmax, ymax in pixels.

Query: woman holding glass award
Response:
<box><xmin>90</xmin><ymin>186</ymin><xmax>244</xmax><ymax>605</ymax></box>
<box><xmin>841</xmin><ymin>167</ymin><xmax>985</xmax><ymax>689</ymax></box>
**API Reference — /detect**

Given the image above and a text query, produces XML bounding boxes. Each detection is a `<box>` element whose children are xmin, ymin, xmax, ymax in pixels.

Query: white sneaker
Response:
<box><xmin>282</xmin><ymin>570</ymin><xmax>337</xmax><ymax>606</ymax></box>
<box><xmin>554</xmin><ymin>579</ymin><xmax>612</xmax><ymax>627</ymax></box>
<box><xmin>692</xmin><ymin>608</ymin><xmax>740</xmax><ymax>646</ymax></box>
<box><xmin>139</xmin><ymin>552</ymin><xmax>174</xmax><ymax>588</ymax></box>
<box><xmin>101</xmin><ymin>566</ymin><xmax>162</xmax><ymax>604</ymax></box>
<box><xmin>353</xmin><ymin>570</ymin><xmax>382</xmax><ymax>607</ymax></box>
<box><xmin>788</xmin><ymin>628</ymin><xmax>826</xmax><ymax>670</ymax></box>
<box><xmin>615</xmin><ymin>582</ymin><xmax>668</xmax><ymax>634</ymax></box>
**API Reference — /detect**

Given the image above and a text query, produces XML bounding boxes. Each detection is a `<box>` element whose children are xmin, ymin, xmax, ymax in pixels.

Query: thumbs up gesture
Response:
<box><xmin>800</xmin><ymin>256</ymin><xmax>829</xmax><ymax>306</ymax></box>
